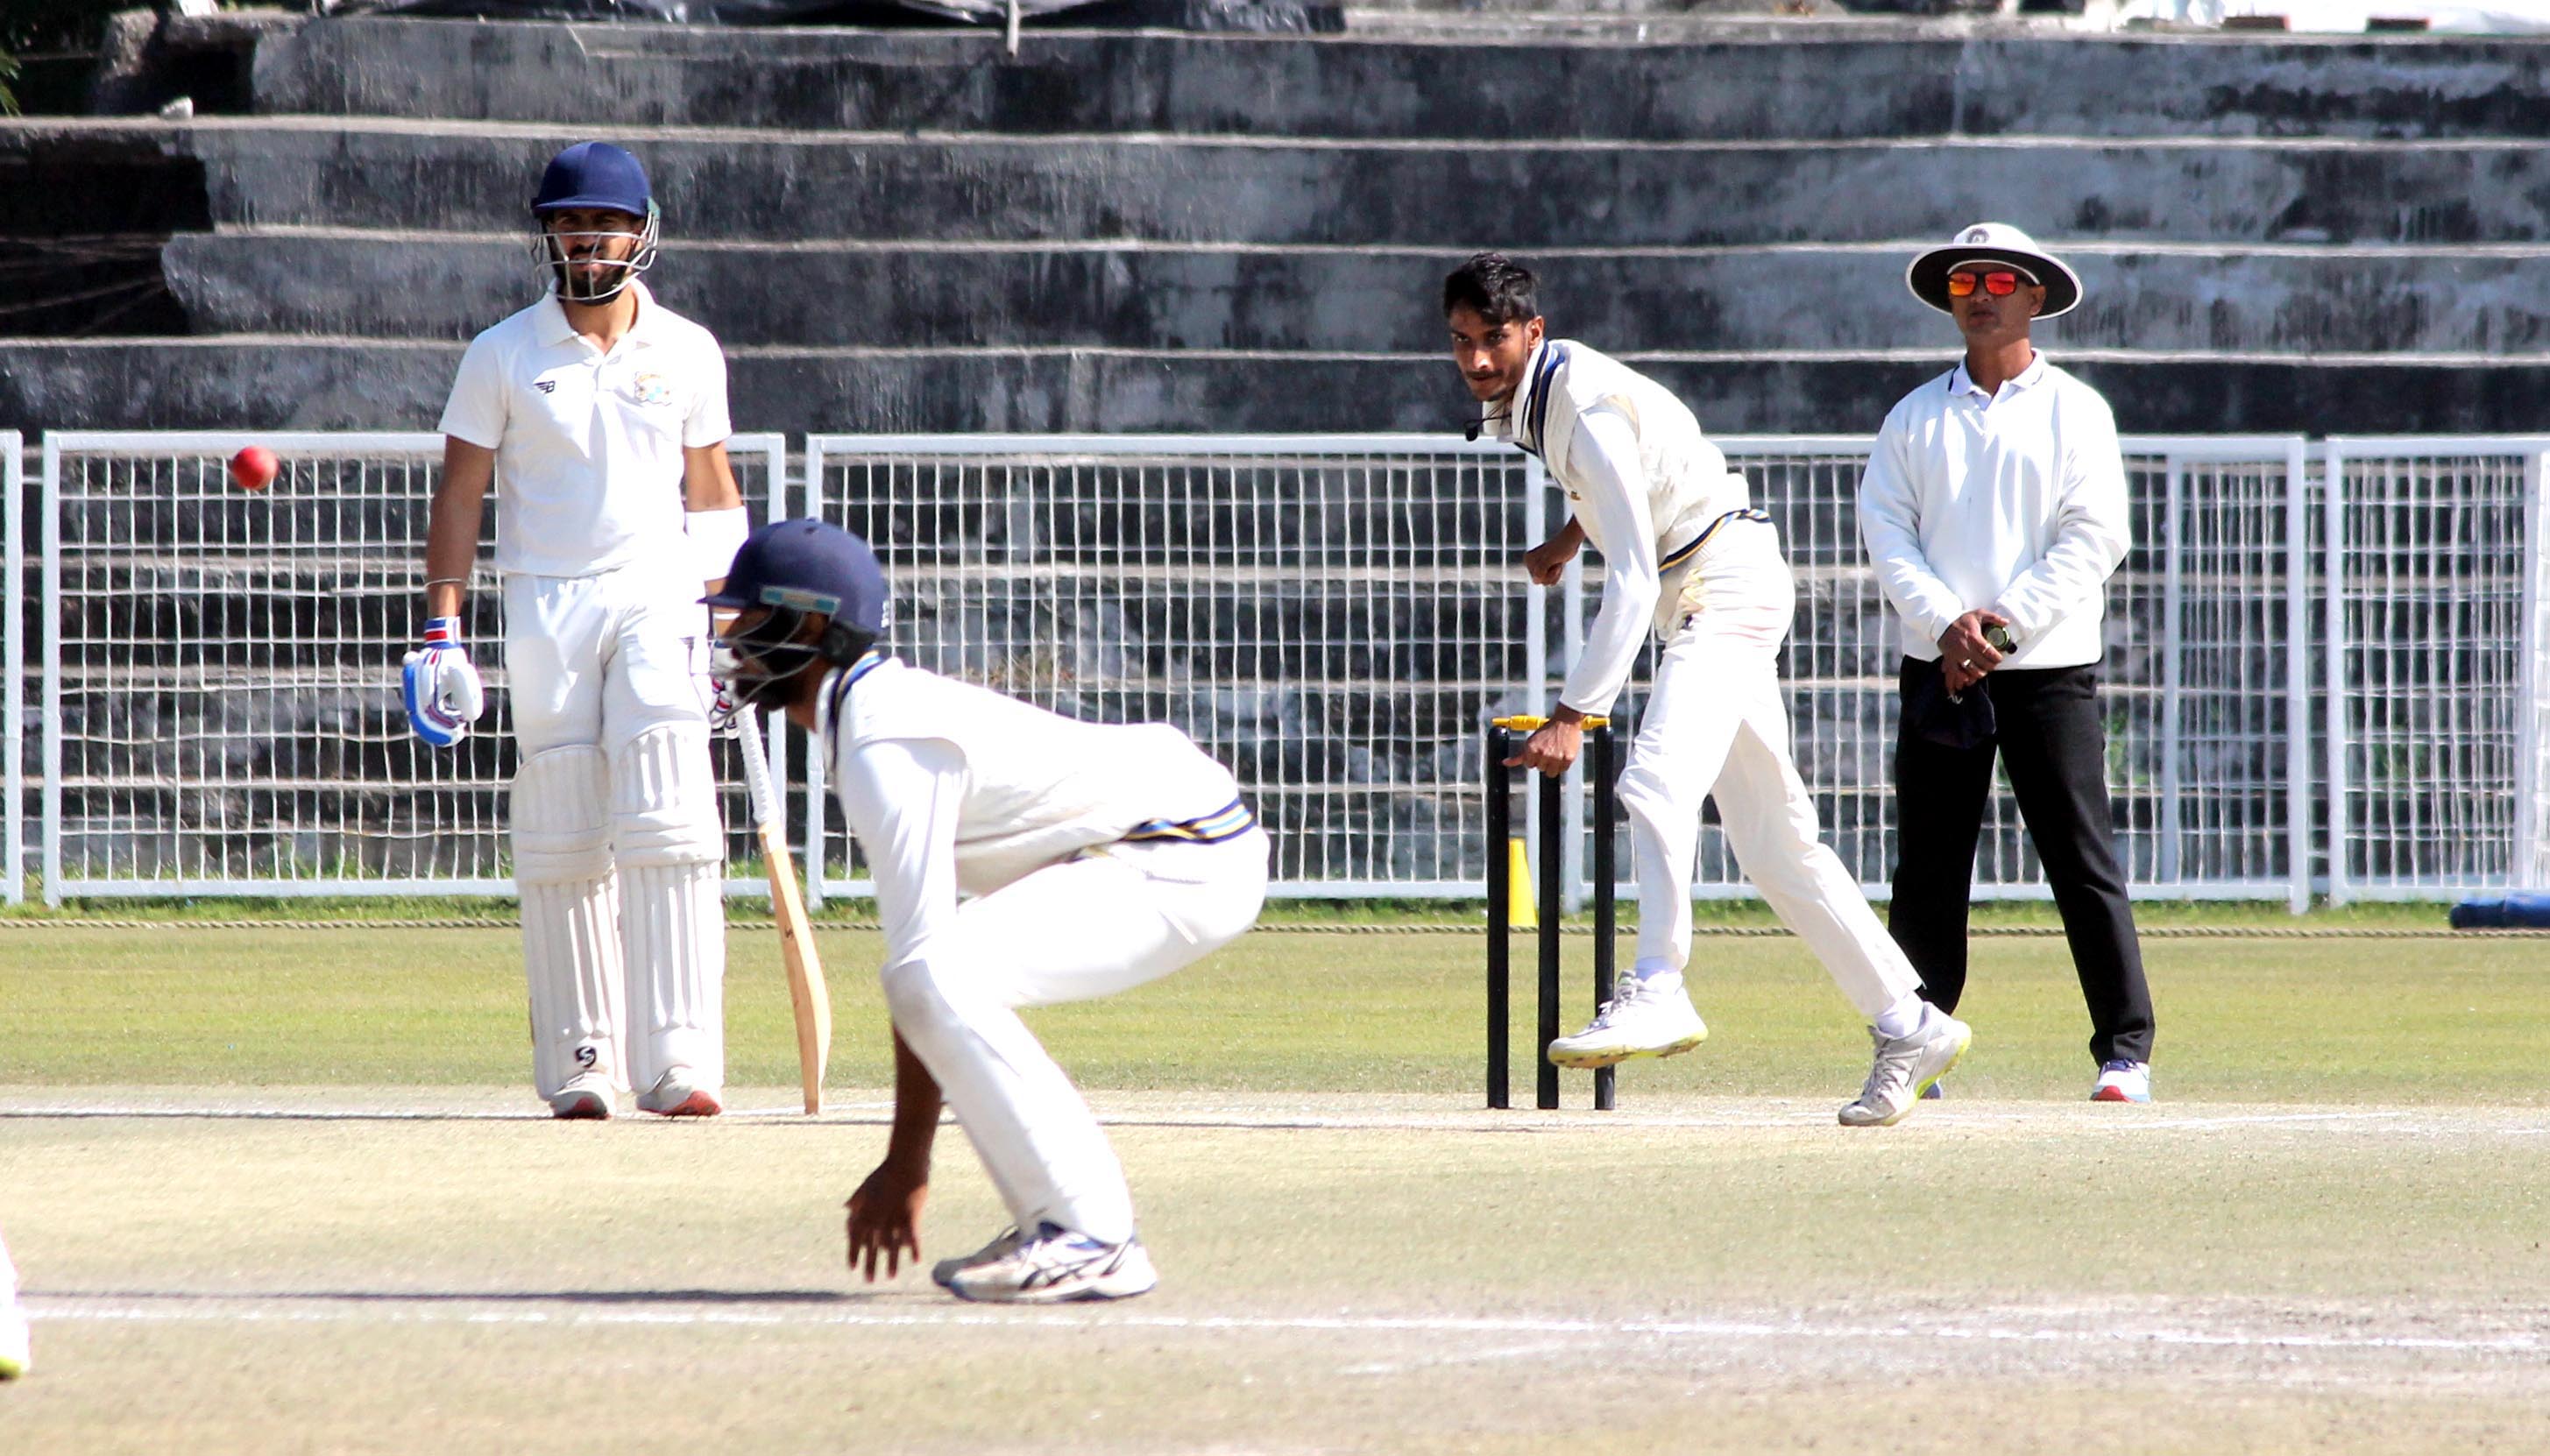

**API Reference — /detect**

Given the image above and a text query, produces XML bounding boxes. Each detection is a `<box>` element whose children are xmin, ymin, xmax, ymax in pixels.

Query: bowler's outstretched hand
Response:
<box><xmin>1521</xmin><ymin>519</ymin><xmax>1585</xmax><ymax>586</ymax></box>
<box><xmin>1505</xmin><ymin>713</ymin><xmax>1583</xmax><ymax>777</ymax></box>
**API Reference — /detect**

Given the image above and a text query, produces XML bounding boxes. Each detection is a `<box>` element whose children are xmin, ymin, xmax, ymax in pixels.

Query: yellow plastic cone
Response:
<box><xmin>1506</xmin><ymin>838</ymin><xmax>1538</xmax><ymax>929</ymax></box>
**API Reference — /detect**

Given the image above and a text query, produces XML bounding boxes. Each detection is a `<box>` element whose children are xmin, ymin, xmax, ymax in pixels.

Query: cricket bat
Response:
<box><xmin>736</xmin><ymin>703</ymin><xmax>830</xmax><ymax>1113</ymax></box>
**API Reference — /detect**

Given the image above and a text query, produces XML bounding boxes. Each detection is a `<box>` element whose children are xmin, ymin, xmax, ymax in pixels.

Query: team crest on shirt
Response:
<box><xmin>627</xmin><ymin>371</ymin><xmax>676</xmax><ymax>408</ymax></box>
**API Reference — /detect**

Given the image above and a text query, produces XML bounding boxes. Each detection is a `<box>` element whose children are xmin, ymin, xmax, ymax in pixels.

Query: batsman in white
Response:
<box><xmin>1449</xmin><ymin>253</ymin><xmax>1970</xmax><ymax>1127</ymax></box>
<box><xmin>709</xmin><ymin>519</ymin><xmax>1268</xmax><ymax>1302</ymax></box>
<box><xmin>409</xmin><ymin>141</ymin><xmax>748</xmax><ymax>1120</ymax></box>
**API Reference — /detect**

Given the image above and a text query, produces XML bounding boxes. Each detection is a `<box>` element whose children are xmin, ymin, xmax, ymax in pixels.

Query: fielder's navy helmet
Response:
<box><xmin>706</xmin><ymin>520</ymin><xmax>890</xmax><ymax>706</ymax></box>
<box><xmin>533</xmin><ymin>141</ymin><xmax>653</xmax><ymax>217</ymax></box>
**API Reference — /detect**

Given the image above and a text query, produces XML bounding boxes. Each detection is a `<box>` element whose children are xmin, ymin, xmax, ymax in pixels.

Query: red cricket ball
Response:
<box><xmin>229</xmin><ymin>445</ymin><xmax>279</xmax><ymax>491</ymax></box>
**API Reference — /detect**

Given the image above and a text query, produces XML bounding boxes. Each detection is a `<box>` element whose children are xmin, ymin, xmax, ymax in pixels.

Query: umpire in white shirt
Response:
<box><xmin>1856</xmin><ymin>223</ymin><xmax>2157</xmax><ymax>1104</ymax></box>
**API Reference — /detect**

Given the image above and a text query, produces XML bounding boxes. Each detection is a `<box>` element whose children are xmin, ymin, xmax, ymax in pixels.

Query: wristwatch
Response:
<box><xmin>1984</xmin><ymin>625</ymin><xmax>2016</xmax><ymax>654</ymax></box>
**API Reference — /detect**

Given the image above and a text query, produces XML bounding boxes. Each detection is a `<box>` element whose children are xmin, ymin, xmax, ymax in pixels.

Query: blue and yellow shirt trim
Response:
<box><xmin>1659</xmin><ymin>507</ymin><xmax>1773</xmax><ymax>572</ymax></box>
<box><xmin>1123</xmin><ymin>798</ymin><xmax>1258</xmax><ymax>846</ymax></box>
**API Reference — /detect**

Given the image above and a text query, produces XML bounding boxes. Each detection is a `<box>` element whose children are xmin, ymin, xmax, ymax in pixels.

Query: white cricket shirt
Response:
<box><xmin>438</xmin><ymin>280</ymin><xmax>732</xmax><ymax>578</ymax></box>
<box><xmin>1484</xmin><ymin>339</ymin><xmax>1756</xmax><ymax>716</ymax></box>
<box><xmin>1856</xmin><ymin>353</ymin><xmax>2129</xmax><ymax>669</ymax></box>
<box><xmin>823</xmin><ymin>658</ymin><xmax>1249</xmax><ymax>963</ymax></box>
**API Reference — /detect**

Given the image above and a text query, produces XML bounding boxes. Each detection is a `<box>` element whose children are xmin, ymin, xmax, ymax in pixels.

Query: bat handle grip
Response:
<box><xmin>735</xmin><ymin>703</ymin><xmax>779</xmax><ymax>827</ymax></box>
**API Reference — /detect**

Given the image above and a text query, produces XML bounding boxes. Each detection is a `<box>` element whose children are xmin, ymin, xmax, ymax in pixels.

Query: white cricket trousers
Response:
<box><xmin>1619</xmin><ymin>523</ymin><xmax>1921</xmax><ymax>1018</ymax></box>
<box><xmin>505</xmin><ymin>564</ymin><xmax>726</xmax><ymax>1099</ymax></box>
<box><xmin>882</xmin><ymin>830</ymin><xmax>1271</xmax><ymax>1247</ymax></box>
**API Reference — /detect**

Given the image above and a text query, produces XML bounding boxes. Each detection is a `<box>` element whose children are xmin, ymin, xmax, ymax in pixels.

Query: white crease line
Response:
<box><xmin>0</xmin><ymin>1104</ymin><xmax>2516</xmax><ymax>1137</ymax></box>
<box><xmin>25</xmin><ymin>1298</ymin><xmax>2546</xmax><ymax>1357</ymax></box>
<box><xmin>1341</xmin><ymin>1339</ymin><xmax>1582</xmax><ymax>1375</ymax></box>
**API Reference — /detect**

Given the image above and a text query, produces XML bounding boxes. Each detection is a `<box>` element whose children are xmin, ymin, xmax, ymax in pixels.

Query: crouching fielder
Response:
<box><xmin>709</xmin><ymin>519</ymin><xmax>1268</xmax><ymax>1303</ymax></box>
<box><xmin>1447</xmin><ymin>253</ymin><xmax>1968</xmax><ymax>1127</ymax></box>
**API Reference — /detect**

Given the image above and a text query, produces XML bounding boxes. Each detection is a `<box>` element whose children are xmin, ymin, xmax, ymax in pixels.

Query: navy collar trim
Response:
<box><xmin>1518</xmin><ymin>342</ymin><xmax>1568</xmax><ymax>459</ymax></box>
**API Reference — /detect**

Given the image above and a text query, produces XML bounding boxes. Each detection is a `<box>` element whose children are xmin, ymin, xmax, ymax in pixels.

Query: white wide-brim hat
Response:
<box><xmin>1907</xmin><ymin>222</ymin><xmax>2082</xmax><ymax>319</ymax></box>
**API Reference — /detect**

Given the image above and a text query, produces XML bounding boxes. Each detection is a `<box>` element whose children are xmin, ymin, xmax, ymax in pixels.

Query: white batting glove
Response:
<box><xmin>401</xmin><ymin>617</ymin><xmax>486</xmax><ymax>748</ymax></box>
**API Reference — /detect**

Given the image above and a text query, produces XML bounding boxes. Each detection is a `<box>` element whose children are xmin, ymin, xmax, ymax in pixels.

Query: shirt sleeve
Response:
<box><xmin>684</xmin><ymin>335</ymin><xmax>733</xmax><ymax>449</ymax></box>
<box><xmin>1556</xmin><ymin>406</ymin><xmax>1660</xmax><ymax>718</ymax></box>
<box><xmin>834</xmin><ymin>736</ymin><xmax>967</xmax><ymax>977</ymax></box>
<box><xmin>1856</xmin><ymin>406</ymin><xmax>1970</xmax><ymax>652</ymax></box>
<box><xmin>1988</xmin><ymin>393</ymin><xmax>2131</xmax><ymax>640</ymax></box>
<box><xmin>436</xmin><ymin>331</ymin><xmax>507</xmax><ymax>449</ymax></box>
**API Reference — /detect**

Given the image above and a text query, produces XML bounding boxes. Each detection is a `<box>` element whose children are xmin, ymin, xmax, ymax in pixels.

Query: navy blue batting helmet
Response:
<box><xmin>533</xmin><ymin>141</ymin><xmax>653</xmax><ymax>216</ymax></box>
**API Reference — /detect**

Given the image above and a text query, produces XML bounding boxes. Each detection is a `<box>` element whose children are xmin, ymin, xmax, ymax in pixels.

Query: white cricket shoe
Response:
<box><xmin>946</xmin><ymin>1223</ymin><xmax>1158</xmax><ymax>1304</ymax></box>
<box><xmin>1545</xmin><ymin>973</ymin><xmax>1709</xmax><ymax>1069</ymax></box>
<box><xmin>548</xmin><ymin>1073</ymin><xmax>614</xmax><ymax>1120</ymax></box>
<box><xmin>637</xmin><ymin>1068</ymin><xmax>722</xmax><ymax>1118</ymax></box>
<box><xmin>931</xmin><ymin>1226</ymin><xmax>1025</xmax><ymax>1290</ymax></box>
<box><xmin>1838</xmin><ymin>1007</ymin><xmax>1973</xmax><ymax>1127</ymax></box>
<box><xmin>2092</xmin><ymin>1060</ymin><xmax>2153</xmax><ymax>1104</ymax></box>
<box><xmin>0</xmin><ymin>1299</ymin><xmax>28</xmax><ymax>1381</ymax></box>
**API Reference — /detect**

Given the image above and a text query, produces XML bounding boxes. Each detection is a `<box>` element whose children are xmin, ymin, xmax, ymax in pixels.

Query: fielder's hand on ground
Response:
<box><xmin>400</xmin><ymin>617</ymin><xmax>485</xmax><ymax>747</ymax></box>
<box><xmin>1937</xmin><ymin>610</ymin><xmax>2011</xmax><ymax>696</ymax></box>
<box><xmin>846</xmin><ymin>1161</ymin><xmax>929</xmax><ymax>1282</ymax></box>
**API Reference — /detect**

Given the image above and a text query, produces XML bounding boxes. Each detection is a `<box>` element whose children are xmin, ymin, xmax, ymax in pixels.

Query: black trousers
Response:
<box><xmin>1887</xmin><ymin>660</ymin><xmax>2156</xmax><ymax>1066</ymax></box>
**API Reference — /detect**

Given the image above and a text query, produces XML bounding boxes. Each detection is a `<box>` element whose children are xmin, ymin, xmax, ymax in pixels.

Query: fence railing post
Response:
<box><xmin>2323</xmin><ymin>440</ymin><xmax>2351</xmax><ymax>907</ymax></box>
<box><xmin>2284</xmin><ymin>437</ymin><xmax>2313</xmax><ymax>915</ymax></box>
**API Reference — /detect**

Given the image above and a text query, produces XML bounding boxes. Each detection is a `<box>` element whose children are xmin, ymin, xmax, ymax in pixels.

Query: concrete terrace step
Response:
<box><xmin>164</xmin><ymin>230</ymin><xmax>2550</xmax><ymax>357</ymax></box>
<box><xmin>10</xmin><ymin>117</ymin><xmax>2550</xmax><ymax>247</ymax></box>
<box><xmin>5</xmin><ymin>336</ymin><xmax>2544</xmax><ymax>434</ymax></box>
<box><xmin>251</xmin><ymin>18</ymin><xmax>2550</xmax><ymax>142</ymax></box>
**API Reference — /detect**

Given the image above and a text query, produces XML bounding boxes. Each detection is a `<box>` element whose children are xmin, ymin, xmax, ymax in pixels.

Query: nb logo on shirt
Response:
<box><xmin>532</xmin><ymin>379</ymin><xmax>558</xmax><ymax>394</ymax></box>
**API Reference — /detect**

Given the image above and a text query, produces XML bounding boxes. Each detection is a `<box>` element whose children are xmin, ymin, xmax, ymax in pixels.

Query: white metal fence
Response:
<box><xmin>32</xmin><ymin>431</ymin><xmax>791</xmax><ymax>903</ymax></box>
<box><xmin>8</xmin><ymin>431</ymin><xmax>2540</xmax><ymax>907</ymax></box>
<box><xmin>798</xmin><ymin>435</ymin><xmax>1548</xmax><ymax>902</ymax></box>
<box><xmin>2323</xmin><ymin>439</ymin><xmax>2550</xmax><ymax>901</ymax></box>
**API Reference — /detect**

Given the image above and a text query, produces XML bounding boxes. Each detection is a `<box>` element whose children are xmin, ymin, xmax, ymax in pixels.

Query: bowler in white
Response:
<box><xmin>1448</xmin><ymin>253</ymin><xmax>1970</xmax><ymax>1127</ymax></box>
<box><xmin>410</xmin><ymin>142</ymin><xmax>748</xmax><ymax>1120</ymax></box>
<box><xmin>709</xmin><ymin>519</ymin><xmax>1269</xmax><ymax>1303</ymax></box>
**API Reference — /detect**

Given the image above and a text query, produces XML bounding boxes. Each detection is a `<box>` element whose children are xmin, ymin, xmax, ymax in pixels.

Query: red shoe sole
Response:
<box><xmin>2090</xmin><ymin>1087</ymin><xmax>2147</xmax><ymax>1103</ymax></box>
<box><xmin>551</xmin><ymin>1095</ymin><xmax>611</xmax><ymax>1120</ymax></box>
<box><xmin>646</xmin><ymin>1092</ymin><xmax>723</xmax><ymax>1118</ymax></box>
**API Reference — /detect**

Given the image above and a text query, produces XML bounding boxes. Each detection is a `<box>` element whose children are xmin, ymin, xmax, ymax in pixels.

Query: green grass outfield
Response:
<box><xmin>3</xmin><ymin>915</ymin><xmax>2546</xmax><ymax>1453</ymax></box>
<box><xmin>0</xmin><ymin>913</ymin><xmax>2539</xmax><ymax>1102</ymax></box>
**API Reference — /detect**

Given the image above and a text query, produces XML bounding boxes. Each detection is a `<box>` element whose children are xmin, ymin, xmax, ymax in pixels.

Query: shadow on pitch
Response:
<box><xmin>43</xmin><ymin>1287</ymin><xmax>874</xmax><ymax>1305</ymax></box>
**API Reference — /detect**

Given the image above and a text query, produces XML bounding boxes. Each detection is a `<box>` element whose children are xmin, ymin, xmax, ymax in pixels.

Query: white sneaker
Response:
<box><xmin>2092</xmin><ymin>1060</ymin><xmax>2152</xmax><ymax>1103</ymax></box>
<box><xmin>548</xmin><ymin>1073</ymin><xmax>614</xmax><ymax>1120</ymax></box>
<box><xmin>636</xmin><ymin>1068</ymin><xmax>722</xmax><ymax>1118</ymax></box>
<box><xmin>946</xmin><ymin>1224</ymin><xmax>1158</xmax><ymax>1304</ymax></box>
<box><xmin>1838</xmin><ymin>1007</ymin><xmax>1973</xmax><ymax>1127</ymax></box>
<box><xmin>0</xmin><ymin>1300</ymin><xmax>28</xmax><ymax>1381</ymax></box>
<box><xmin>931</xmin><ymin>1226</ymin><xmax>1025</xmax><ymax>1290</ymax></box>
<box><xmin>1545</xmin><ymin>973</ymin><xmax>1708</xmax><ymax>1069</ymax></box>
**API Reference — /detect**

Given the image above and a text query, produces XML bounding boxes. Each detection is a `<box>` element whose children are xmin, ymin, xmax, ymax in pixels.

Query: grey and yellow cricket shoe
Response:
<box><xmin>1545</xmin><ymin>972</ymin><xmax>1709</xmax><ymax>1070</ymax></box>
<box><xmin>1838</xmin><ymin>1007</ymin><xmax>1973</xmax><ymax>1127</ymax></box>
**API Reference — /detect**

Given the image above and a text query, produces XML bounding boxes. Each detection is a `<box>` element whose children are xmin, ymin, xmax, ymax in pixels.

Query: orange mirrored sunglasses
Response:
<box><xmin>1944</xmin><ymin>270</ymin><xmax>2027</xmax><ymax>298</ymax></box>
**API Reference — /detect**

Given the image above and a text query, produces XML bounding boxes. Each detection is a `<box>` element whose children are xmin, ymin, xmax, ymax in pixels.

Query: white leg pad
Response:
<box><xmin>612</xmin><ymin>724</ymin><xmax>726</xmax><ymax>1092</ymax></box>
<box><xmin>513</xmin><ymin>745</ymin><xmax>626</xmax><ymax>1099</ymax></box>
